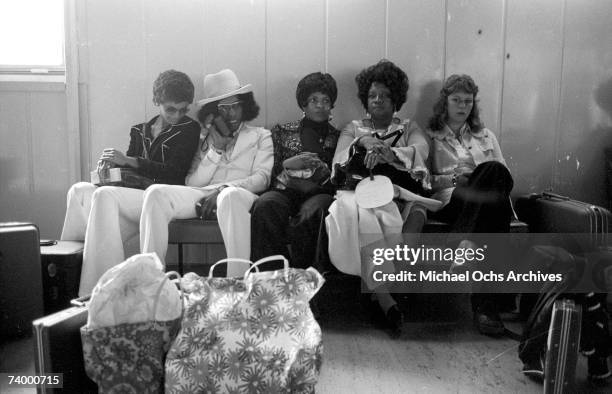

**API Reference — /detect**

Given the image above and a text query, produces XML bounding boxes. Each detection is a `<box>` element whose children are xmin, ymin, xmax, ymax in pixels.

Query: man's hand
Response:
<box><xmin>195</xmin><ymin>190</ymin><xmax>219</xmax><ymax>220</ymax></box>
<box><xmin>208</xmin><ymin>125</ymin><xmax>233</xmax><ymax>152</ymax></box>
<box><xmin>99</xmin><ymin>148</ymin><xmax>137</xmax><ymax>167</ymax></box>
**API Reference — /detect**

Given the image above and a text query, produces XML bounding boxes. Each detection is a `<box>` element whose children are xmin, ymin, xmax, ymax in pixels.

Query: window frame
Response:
<box><xmin>0</xmin><ymin>0</ymin><xmax>66</xmax><ymax>78</ymax></box>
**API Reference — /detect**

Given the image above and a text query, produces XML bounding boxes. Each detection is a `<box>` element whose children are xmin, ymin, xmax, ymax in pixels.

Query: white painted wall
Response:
<box><xmin>2</xmin><ymin>0</ymin><xmax>612</xmax><ymax>241</ymax></box>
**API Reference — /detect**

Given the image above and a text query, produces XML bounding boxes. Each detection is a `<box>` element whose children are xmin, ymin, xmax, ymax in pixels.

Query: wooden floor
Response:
<box><xmin>314</xmin><ymin>275</ymin><xmax>609</xmax><ymax>394</ymax></box>
<box><xmin>1</xmin><ymin>273</ymin><xmax>610</xmax><ymax>393</ymax></box>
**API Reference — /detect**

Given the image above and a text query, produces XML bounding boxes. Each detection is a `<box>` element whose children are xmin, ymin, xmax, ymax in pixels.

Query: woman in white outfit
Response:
<box><xmin>139</xmin><ymin>69</ymin><xmax>273</xmax><ymax>276</ymax></box>
<box><xmin>326</xmin><ymin>60</ymin><xmax>436</xmax><ymax>336</ymax></box>
<box><xmin>61</xmin><ymin>70</ymin><xmax>200</xmax><ymax>296</ymax></box>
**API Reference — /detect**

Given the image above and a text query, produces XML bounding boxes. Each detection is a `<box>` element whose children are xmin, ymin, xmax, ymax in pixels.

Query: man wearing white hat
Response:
<box><xmin>140</xmin><ymin>69</ymin><xmax>273</xmax><ymax>275</ymax></box>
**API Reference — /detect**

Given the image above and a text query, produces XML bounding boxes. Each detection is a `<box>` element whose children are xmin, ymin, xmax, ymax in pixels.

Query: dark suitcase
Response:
<box><xmin>543</xmin><ymin>299</ymin><xmax>582</xmax><ymax>394</ymax></box>
<box><xmin>32</xmin><ymin>301</ymin><xmax>97</xmax><ymax>393</ymax></box>
<box><xmin>516</xmin><ymin>192</ymin><xmax>611</xmax><ymax>253</ymax></box>
<box><xmin>0</xmin><ymin>222</ymin><xmax>44</xmax><ymax>339</ymax></box>
<box><xmin>41</xmin><ymin>241</ymin><xmax>84</xmax><ymax>314</ymax></box>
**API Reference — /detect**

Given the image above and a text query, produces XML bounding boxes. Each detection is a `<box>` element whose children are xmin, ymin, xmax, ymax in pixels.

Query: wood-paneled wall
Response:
<box><xmin>0</xmin><ymin>84</ymin><xmax>69</xmax><ymax>238</ymax></box>
<box><xmin>2</xmin><ymin>0</ymin><xmax>612</xmax><ymax>239</ymax></box>
<box><xmin>76</xmin><ymin>0</ymin><xmax>612</xmax><ymax>204</ymax></box>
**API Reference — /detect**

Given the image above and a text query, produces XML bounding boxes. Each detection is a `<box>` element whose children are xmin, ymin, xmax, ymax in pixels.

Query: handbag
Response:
<box><xmin>332</xmin><ymin>128</ymin><xmax>406</xmax><ymax>190</ymax></box>
<box><xmin>91</xmin><ymin>162</ymin><xmax>154</xmax><ymax>190</ymax></box>
<box><xmin>164</xmin><ymin>256</ymin><xmax>325</xmax><ymax>393</ymax></box>
<box><xmin>81</xmin><ymin>254</ymin><xmax>183</xmax><ymax>394</ymax></box>
<box><xmin>277</xmin><ymin>164</ymin><xmax>331</xmax><ymax>195</ymax></box>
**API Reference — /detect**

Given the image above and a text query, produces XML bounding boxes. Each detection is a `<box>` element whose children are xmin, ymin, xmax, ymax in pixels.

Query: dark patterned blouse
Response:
<box><xmin>270</xmin><ymin>118</ymin><xmax>340</xmax><ymax>188</ymax></box>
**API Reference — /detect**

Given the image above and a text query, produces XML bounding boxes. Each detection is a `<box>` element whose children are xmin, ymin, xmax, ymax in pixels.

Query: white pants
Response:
<box><xmin>140</xmin><ymin>185</ymin><xmax>258</xmax><ymax>276</ymax></box>
<box><xmin>326</xmin><ymin>190</ymin><xmax>405</xmax><ymax>290</ymax></box>
<box><xmin>61</xmin><ymin>182</ymin><xmax>143</xmax><ymax>296</ymax></box>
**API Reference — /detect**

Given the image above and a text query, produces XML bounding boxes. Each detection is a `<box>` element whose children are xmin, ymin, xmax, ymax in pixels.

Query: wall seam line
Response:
<box><xmin>25</xmin><ymin>92</ymin><xmax>34</xmax><ymax>193</ymax></box>
<box><xmin>552</xmin><ymin>0</ymin><xmax>568</xmax><ymax>192</ymax></box>
<box><xmin>385</xmin><ymin>0</ymin><xmax>389</xmax><ymax>58</ymax></box>
<box><xmin>324</xmin><ymin>0</ymin><xmax>329</xmax><ymax>72</ymax></box>
<box><xmin>498</xmin><ymin>0</ymin><xmax>508</xmax><ymax>143</ymax></box>
<box><xmin>443</xmin><ymin>0</ymin><xmax>448</xmax><ymax>80</ymax></box>
<box><xmin>264</xmin><ymin>0</ymin><xmax>269</xmax><ymax>127</ymax></box>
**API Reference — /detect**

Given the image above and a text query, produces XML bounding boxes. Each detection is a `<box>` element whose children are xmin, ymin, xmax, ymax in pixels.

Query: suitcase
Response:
<box><xmin>32</xmin><ymin>300</ymin><xmax>97</xmax><ymax>393</ymax></box>
<box><xmin>41</xmin><ymin>241</ymin><xmax>84</xmax><ymax>314</ymax></box>
<box><xmin>515</xmin><ymin>192</ymin><xmax>611</xmax><ymax>253</ymax></box>
<box><xmin>543</xmin><ymin>299</ymin><xmax>582</xmax><ymax>394</ymax></box>
<box><xmin>0</xmin><ymin>222</ymin><xmax>44</xmax><ymax>339</ymax></box>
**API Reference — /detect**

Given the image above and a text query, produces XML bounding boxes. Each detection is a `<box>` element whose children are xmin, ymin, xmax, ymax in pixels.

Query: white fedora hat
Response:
<box><xmin>197</xmin><ymin>69</ymin><xmax>253</xmax><ymax>106</ymax></box>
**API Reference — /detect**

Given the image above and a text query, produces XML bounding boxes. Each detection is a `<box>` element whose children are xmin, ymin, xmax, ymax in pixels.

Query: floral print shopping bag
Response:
<box><xmin>165</xmin><ymin>256</ymin><xmax>325</xmax><ymax>394</ymax></box>
<box><xmin>81</xmin><ymin>269</ymin><xmax>183</xmax><ymax>394</ymax></box>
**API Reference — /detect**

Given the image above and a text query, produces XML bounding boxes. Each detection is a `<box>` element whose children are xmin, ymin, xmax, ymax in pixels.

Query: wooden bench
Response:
<box><xmin>168</xmin><ymin>218</ymin><xmax>529</xmax><ymax>273</ymax></box>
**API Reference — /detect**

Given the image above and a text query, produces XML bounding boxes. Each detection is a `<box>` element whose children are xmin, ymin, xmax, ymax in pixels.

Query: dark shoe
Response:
<box><xmin>473</xmin><ymin>311</ymin><xmax>505</xmax><ymax>336</ymax></box>
<box><xmin>385</xmin><ymin>304</ymin><xmax>404</xmax><ymax>338</ymax></box>
<box><xmin>521</xmin><ymin>355</ymin><xmax>544</xmax><ymax>381</ymax></box>
<box><xmin>588</xmin><ymin>356</ymin><xmax>611</xmax><ymax>383</ymax></box>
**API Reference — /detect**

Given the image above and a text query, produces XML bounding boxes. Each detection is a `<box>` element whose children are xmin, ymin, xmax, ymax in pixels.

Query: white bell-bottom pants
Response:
<box><xmin>140</xmin><ymin>185</ymin><xmax>257</xmax><ymax>277</ymax></box>
<box><xmin>60</xmin><ymin>182</ymin><xmax>143</xmax><ymax>296</ymax></box>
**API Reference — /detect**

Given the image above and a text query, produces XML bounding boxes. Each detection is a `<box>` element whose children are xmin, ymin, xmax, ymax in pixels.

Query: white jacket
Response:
<box><xmin>185</xmin><ymin>123</ymin><xmax>273</xmax><ymax>193</ymax></box>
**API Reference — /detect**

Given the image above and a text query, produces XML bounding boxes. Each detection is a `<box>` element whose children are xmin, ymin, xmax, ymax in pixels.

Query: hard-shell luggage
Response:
<box><xmin>515</xmin><ymin>192</ymin><xmax>611</xmax><ymax>252</ymax></box>
<box><xmin>32</xmin><ymin>301</ymin><xmax>97</xmax><ymax>393</ymax></box>
<box><xmin>40</xmin><ymin>241</ymin><xmax>84</xmax><ymax>314</ymax></box>
<box><xmin>543</xmin><ymin>299</ymin><xmax>582</xmax><ymax>394</ymax></box>
<box><xmin>0</xmin><ymin>222</ymin><xmax>44</xmax><ymax>339</ymax></box>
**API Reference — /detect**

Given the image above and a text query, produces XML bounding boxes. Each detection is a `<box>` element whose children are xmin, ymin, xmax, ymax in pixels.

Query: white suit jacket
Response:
<box><xmin>185</xmin><ymin>123</ymin><xmax>273</xmax><ymax>194</ymax></box>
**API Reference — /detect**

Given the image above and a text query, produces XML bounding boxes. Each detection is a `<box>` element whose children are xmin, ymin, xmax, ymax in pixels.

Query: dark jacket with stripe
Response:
<box><xmin>126</xmin><ymin>115</ymin><xmax>201</xmax><ymax>185</ymax></box>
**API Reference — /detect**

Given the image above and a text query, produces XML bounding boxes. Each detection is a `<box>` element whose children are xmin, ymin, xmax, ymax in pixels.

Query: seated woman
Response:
<box><xmin>250</xmin><ymin>72</ymin><xmax>340</xmax><ymax>268</ymax></box>
<box><xmin>61</xmin><ymin>70</ymin><xmax>201</xmax><ymax>296</ymax></box>
<box><xmin>426</xmin><ymin>74</ymin><xmax>513</xmax><ymax>335</ymax></box>
<box><xmin>139</xmin><ymin>69</ymin><xmax>273</xmax><ymax>277</ymax></box>
<box><xmin>326</xmin><ymin>60</ymin><xmax>433</xmax><ymax>336</ymax></box>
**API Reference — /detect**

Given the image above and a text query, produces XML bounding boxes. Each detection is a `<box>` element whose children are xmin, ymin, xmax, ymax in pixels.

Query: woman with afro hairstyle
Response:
<box><xmin>61</xmin><ymin>70</ymin><xmax>201</xmax><ymax>295</ymax></box>
<box><xmin>426</xmin><ymin>74</ymin><xmax>513</xmax><ymax>336</ymax></box>
<box><xmin>250</xmin><ymin>72</ymin><xmax>340</xmax><ymax>269</ymax></box>
<box><xmin>326</xmin><ymin>60</ymin><xmax>438</xmax><ymax>337</ymax></box>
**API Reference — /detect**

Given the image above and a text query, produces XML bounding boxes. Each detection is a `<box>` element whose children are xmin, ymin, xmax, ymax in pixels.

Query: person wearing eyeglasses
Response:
<box><xmin>61</xmin><ymin>70</ymin><xmax>201</xmax><ymax>296</ymax></box>
<box><xmin>250</xmin><ymin>72</ymin><xmax>340</xmax><ymax>269</ymax></box>
<box><xmin>426</xmin><ymin>74</ymin><xmax>513</xmax><ymax>336</ymax></box>
<box><xmin>326</xmin><ymin>60</ymin><xmax>435</xmax><ymax>337</ymax></box>
<box><xmin>139</xmin><ymin>69</ymin><xmax>273</xmax><ymax>276</ymax></box>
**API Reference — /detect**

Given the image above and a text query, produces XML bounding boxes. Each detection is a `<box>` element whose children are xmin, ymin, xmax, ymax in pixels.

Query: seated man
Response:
<box><xmin>61</xmin><ymin>69</ymin><xmax>201</xmax><ymax>296</ymax></box>
<box><xmin>140</xmin><ymin>69</ymin><xmax>273</xmax><ymax>276</ymax></box>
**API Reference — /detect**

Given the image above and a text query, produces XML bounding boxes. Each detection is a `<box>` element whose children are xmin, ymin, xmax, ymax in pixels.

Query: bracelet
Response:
<box><xmin>451</xmin><ymin>173</ymin><xmax>458</xmax><ymax>187</ymax></box>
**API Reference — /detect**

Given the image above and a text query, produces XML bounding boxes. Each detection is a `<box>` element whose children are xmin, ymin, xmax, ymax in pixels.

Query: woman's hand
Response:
<box><xmin>452</xmin><ymin>167</ymin><xmax>472</xmax><ymax>187</ymax></box>
<box><xmin>359</xmin><ymin>136</ymin><xmax>386</xmax><ymax>151</ymax></box>
<box><xmin>100</xmin><ymin>148</ymin><xmax>137</xmax><ymax>167</ymax></box>
<box><xmin>283</xmin><ymin>152</ymin><xmax>322</xmax><ymax>170</ymax></box>
<box><xmin>195</xmin><ymin>190</ymin><xmax>219</xmax><ymax>220</ymax></box>
<box><xmin>362</xmin><ymin>142</ymin><xmax>396</xmax><ymax>169</ymax></box>
<box><xmin>455</xmin><ymin>174</ymin><xmax>470</xmax><ymax>187</ymax></box>
<box><xmin>372</xmin><ymin>144</ymin><xmax>396</xmax><ymax>164</ymax></box>
<box><xmin>364</xmin><ymin>149</ymin><xmax>381</xmax><ymax>169</ymax></box>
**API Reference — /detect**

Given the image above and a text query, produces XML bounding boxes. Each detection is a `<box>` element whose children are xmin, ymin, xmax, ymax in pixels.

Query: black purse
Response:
<box><xmin>331</xmin><ymin>128</ymin><xmax>405</xmax><ymax>190</ymax></box>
